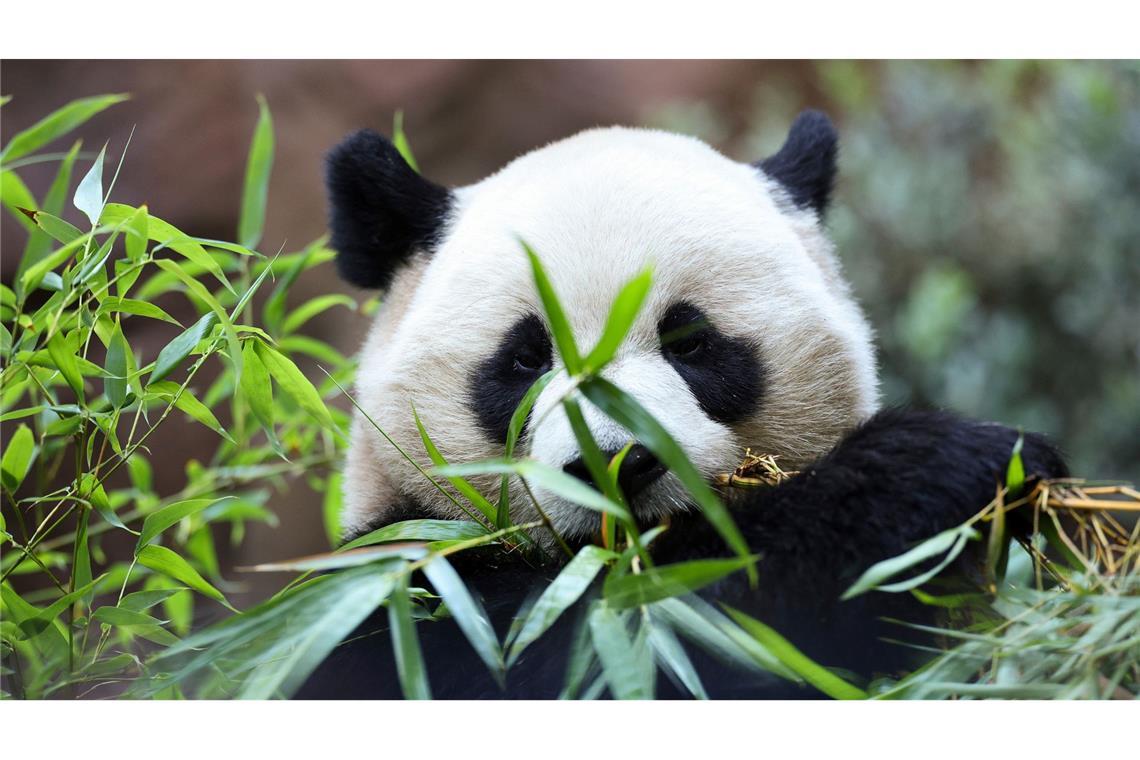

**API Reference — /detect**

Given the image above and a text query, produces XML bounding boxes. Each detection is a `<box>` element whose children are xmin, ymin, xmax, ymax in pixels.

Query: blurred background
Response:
<box><xmin>3</xmin><ymin>60</ymin><xmax>1138</xmax><ymax>596</ymax></box>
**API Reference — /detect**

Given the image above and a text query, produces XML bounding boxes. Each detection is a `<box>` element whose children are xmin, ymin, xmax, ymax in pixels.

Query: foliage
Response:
<box><xmin>0</xmin><ymin>94</ymin><xmax>354</xmax><ymax>698</ymax></box>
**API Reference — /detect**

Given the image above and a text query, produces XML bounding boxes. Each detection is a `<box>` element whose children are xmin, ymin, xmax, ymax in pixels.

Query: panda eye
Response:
<box><xmin>659</xmin><ymin>303</ymin><xmax>711</xmax><ymax>362</ymax></box>
<box><xmin>512</xmin><ymin>347</ymin><xmax>550</xmax><ymax>374</ymax></box>
<box><xmin>664</xmin><ymin>331</ymin><xmax>706</xmax><ymax>359</ymax></box>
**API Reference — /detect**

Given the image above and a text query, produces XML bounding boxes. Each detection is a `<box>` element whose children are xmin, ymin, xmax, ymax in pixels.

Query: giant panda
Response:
<box><xmin>298</xmin><ymin>111</ymin><xmax>1067</xmax><ymax>699</ymax></box>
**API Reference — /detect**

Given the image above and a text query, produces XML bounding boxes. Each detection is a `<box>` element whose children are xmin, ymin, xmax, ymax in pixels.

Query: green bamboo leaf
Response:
<box><xmin>119</xmin><ymin>588</ymin><xmax>187</xmax><ymax>612</ymax></box>
<box><xmin>22</xmin><ymin>141</ymin><xmax>82</xmax><ymax>278</ymax></box>
<box><xmin>150</xmin><ymin>381</ymin><xmax>233</xmax><ymax>442</ymax></box>
<box><xmin>0</xmin><ymin>170</ymin><xmax>37</xmax><ymax>232</ymax></box>
<box><xmin>135</xmin><ymin>544</ymin><xmax>230</xmax><ymax>608</ymax></box>
<box><xmin>523</xmin><ymin>242</ymin><xmax>581</xmax><ymax>374</ymax></box>
<box><xmin>508</xmin><ymin>544</ymin><xmax>615</xmax><ymax>665</ymax></box>
<box><xmin>97</xmin><ymin>297</ymin><xmax>180</xmax><ymax>325</ymax></box>
<box><xmin>652</xmin><ymin>597</ymin><xmax>797</xmax><ymax>681</ymax></box>
<box><xmin>1</xmin><ymin>93</ymin><xmax>128</xmax><ymax>163</ymax></box>
<box><xmin>423</xmin><ymin>556</ymin><xmax>504</xmax><ymax>683</ymax></box>
<box><xmin>29</xmin><ymin>209</ymin><xmax>83</xmax><ymax>244</ymax></box>
<box><xmin>392</xmin><ymin>110</ymin><xmax>419</xmax><ymax>172</ymax></box>
<box><xmin>340</xmin><ymin>519</ymin><xmax>488</xmax><ymax>552</ymax></box>
<box><xmin>254</xmin><ymin>341</ymin><xmax>333</xmax><ymax>428</ymax></box>
<box><xmin>322</xmin><ymin>472</ymin><xmax>343</xmax><ymax>548</ymax></box>
<box><xmin>73</xmin><ymin>142</ymin><xmax>107</xmax><ymax>227</ymax></box>
<box><xmin>281</xmin><ymin>294</ymin><xmax>356</xmax><ymax>335</ymax></box>
<box><xmin>91</xmin><ymin>606</ymin><xmax>167</xmax><ymax>628</ymax></box>
<box><xmin>646</xmin><ymin>617</ymin><xmax>707</xmax><ymax>699</ymax></box>
<box><xmin>16</xmin><ymin>576</ymin><xmax>105</xmax><ymax>639</ymax></box>
<box><xmin>237</xmin><ymin>566</ymin><xmax>393</xmax><ymax>699</ymax></box>
<box><xmin>603</xmin><ymin>556</ymin><xmax>755</xmax><ymax>609</ymax></box>
<box><xmin>238</xmin><ymin>95</ymin><xmax>274</xmax><ymax>250</ymax></box>
<box><xmin>579</xmin><ymin>377</ymin><xmax>755</xmax><ymax>583</ymax></box>
<box><xmin>246</xmin><ymin>546</ymin><xmax>419</xmax><ymax>573</ymax></box>
<box><xmin>583</xmin><ymin>265</ymin><xmax>653</xmax><ymax>371</ymax></box>
<box><xmin>1005</xmin><ymin>433</ymin><xmax>1025</xmax><ymax>496</ymax></box>
<box><xmin>240</xmin><ymin>339</ymin><xmax>276</xmax><ymax>443</ymax></box>
<box><xmin>723</xmin><ymin>605</ymin><xmax>868</xmax><ymax>700</ymax></box>
<box><xmin>123</xmin><ymin>204</ymin><xmax>148</xmax><ymax>263</ymax></box>
<box><xmin>149</xmin><ymin>312</ymin><xmax>217</xmax><ymax>385</ymax></box>
<box><xmin>588</xmin><ymin>604</ymin><xmax>651</xmax><ymax>699</ymax></box>
<box><xmin>434</xmin><ymin>459</ymin><xmax>631</xmax><ymax>523</ymax></box>
<box><xmin>19</xmin><ymin>233</ymin><xmax>90</xmax><ymax>293</ymax></box>
<box><xmin>103</xmin><ymin>319</ymin><xmax>129</xmax><ymax>408</ymax></box>
<box><xmin>497</xmin><ymin>367</ymin><xmax>558</xmax><ymax>526</ymax></box>
<box><xmin>136</xmin><ymin>497</ymin><xmax>229</xmax><ymax>553</ymax></box>
<box><xmin>389</xmin><ymin>574</ymin><xmax>431</xmax><ymax>699</ymax></box>
<box><xmin>101</xmin><ymin>203</ymin><xmax>230</xmax><ymax>290</ymax></box>
<box><xmin>46</xmin><ymin>331</ymin><xmax>84</xmax><ymax>398</ymax></box>
<box><xmin>841</xmin><ymin>524</ymin><xmax>979</xmax><ymax>600</ymax></box>
<box><xmin>79</xmin><ymin>473</ymin><xmax>131</xmax><ymax>532</ymax></box>
<box><xmin>1</xmin><ymin>424</ymin><xmax>36</xmax><ymax>492</ymax></box>
<box><xmin>413</xmin><ymin>405</ymin><xmax>496</xmax><ymax>523</ymax></box>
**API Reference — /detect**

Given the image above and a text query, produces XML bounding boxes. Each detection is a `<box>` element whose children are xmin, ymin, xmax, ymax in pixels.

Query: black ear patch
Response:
<box><xmin>325</xmin><ymin>129</ymin><xmax>454</xmax><ymax>289</ymax></box>
<box><xmin>755</xmin><ymin>110</ymin><xmax>838</xmax><ymax>217</ymax></box>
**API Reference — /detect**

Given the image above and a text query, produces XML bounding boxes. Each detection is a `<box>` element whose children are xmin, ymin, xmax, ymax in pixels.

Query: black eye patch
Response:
<box><xmin>658</xmin><ymin>302</ymin><xmax>764</xmax><ymax>425</ymax></box>
<box><xmin>470</xmin><ymin>314</ymin><xmax>553</xmax><ymax>444</ymax></box>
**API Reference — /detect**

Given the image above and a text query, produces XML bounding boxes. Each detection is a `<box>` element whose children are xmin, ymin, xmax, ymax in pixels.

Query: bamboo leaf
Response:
<box><xmin>588</xmin><ymin>604</ymin><xmax>651</xmax><ymax>699</ymax></box>
<box><xmin>1</xmin><ymin>93</ymin><xmax>128</xmax><ymax>163</ymax></box>
<box><xmin>149</xmin><ymin>312</ymin><xmax>217</xmax><ymax>385</ymax></box>
<box><xmin>413</xmin><ymin>405</ymin><xmax>496</xmax><ymax>523</ymax></box>
<box><xmin>388</xmin><ymin>574</ymin><xmax>431</xmax><ymax>699</ymax></box>
<box><xmin>46</xmin><ymin>331</ymin><xmax>84</xmax><ymax>399</ymax></box>
<box><xmin>136</xmin><ymin>497</ymin><xmax>229</xmax><ymax>553</ymax></box>
<box><xmin>136</xmin><ymin>544</ymin><xmax>230</xmax><ymax>608</ymax></box>
<box><xmin>254</xmin><ymin>341</ymin><xmax>334</xmax><ymax>428</ymax></box>
<box><xmin>73</xmin><ymin>142</ymin><xmax>107</xmax><ymax>227</ymax></box>
<box><xmin>97</xmin><ymin>297</ymin><xmax>180</xmax><ymax>325</ymax></box>
<box><xmin>508</xmin><ymin>544</ymin><xmax>614</xmax><ymax>665</ymax></box>
<box><xmin>579</xmin><ymin>377</ymin><xmax>755</xmax><ymax>582</ymax></box>
<box><xmin>523</xmin><ymin>242</ymin><xmax>581</xmax><ymax>374</ymax></box>
<box><xmin>238</xmin><ymin>95</ymin><xmax>274</xmax><ymax>250</ymax></box>
<box><xmin>603</xmin><ymin>556</ymin><xmax>755</xmax><ymax>609</ymax></box>
<box><xmin>103</xmin><ymin>319</ymin><xmax>129</xmax><ymax>408</ymax></box>
<box><xmin>583</xmin><ymin>265</ymin><xmax>653</xmax><ymax>371</ymax></box>
<box><xmin>1</xmin><ymin>424</ymin><xmax>36</xmax><ymax>492</ymax></box>
<box><xmin>239</xmin><ymin>339</ymin><xmax>276</xmax><ymax>444</ymax></box>
<box><xmin>497</xmin><ymin>367</ymin><xmax>558</xmax><ymax>527</ymax></box>
<box><xmin>841</xmin><ymin>524</ymin><xmax>980</xmax><ymax>600</ymax></box>
<box><xmin>646</xmin><ymin>617</ymin><xmax>707</xmax><ymax>699</ymax></box>
<box><xmin>237</xmin><ymin>566</ymin><xmax>393</xmax><ymax>699</ymax></box>
<box><xmin>281</xmin><ymin>294</ymin><xmax>355</xmax><ymax>335</ymax></box>
<box><xmin>723</xmin><ymin>605</ymin><xmax>867</xmax><ymax>700</ymax></box>
<box><xmin>423</xmin><ymin>556</ymin><xmax>504</xmax><ymax>683</ymax></box>
<box><xmin>434</xmin><ymin>459</ymin><xmax>631</xmax><ymax>523</ymax></box>
<box><xmin>340</xmin><ymin>519</ymin><xmax>488</xmax><ymax>552</ymax></box>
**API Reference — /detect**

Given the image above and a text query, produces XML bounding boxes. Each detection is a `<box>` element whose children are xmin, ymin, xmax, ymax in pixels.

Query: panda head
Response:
<box><xmin>328</xmin><ymin>111</ymin><xmax>879</xmax><ymax>544</ymax></box>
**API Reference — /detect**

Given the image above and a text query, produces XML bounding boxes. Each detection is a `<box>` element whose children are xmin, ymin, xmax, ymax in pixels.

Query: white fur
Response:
<box><xmin>341</xmin><ymin>127</ymin><xmax>879</xmax><ymax>546</ymax></box>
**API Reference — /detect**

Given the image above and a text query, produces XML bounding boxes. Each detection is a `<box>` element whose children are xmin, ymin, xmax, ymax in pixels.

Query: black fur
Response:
<box><xmin>469</xmin><ymin>314</ymin><xmax>553</xmax><ymax>444</ymax></box>
<box><xmin>325</xmin><ymin>129</ymin><xmax>454</xmax><ymax>289</ymax></box>
<box><xmin>756</xmin><ymin>110</ymin><xmax>839</xmax><ymax>216</ymax></box>
<box><xmin>298</xmin><ymin>409</ymin><xmax>1067</xmax><ymax>699</ymax></box>
<box><xmin>658</xmin><ymin>302</ymin><xmax>764</xmax><ymax>425</ymax></box>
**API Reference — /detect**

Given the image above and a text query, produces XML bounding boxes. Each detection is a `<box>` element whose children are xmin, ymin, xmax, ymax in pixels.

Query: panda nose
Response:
<box><xmin>561</xmin><ymin>444</ymin><xmax>666</xmax><ymax>499</ymax></box>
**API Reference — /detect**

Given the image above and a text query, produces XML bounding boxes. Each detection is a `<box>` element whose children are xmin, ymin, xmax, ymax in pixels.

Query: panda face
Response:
<box><xmin>330</xmin><ymin>117</ymin><xmax>879</xmax><ymax>545</ymax></box>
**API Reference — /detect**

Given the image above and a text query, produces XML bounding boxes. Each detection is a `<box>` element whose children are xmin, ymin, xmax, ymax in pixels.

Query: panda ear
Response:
<box><xmin>755</xmin><ymin>110</ymin><xmax>838</xmax><ymax>217</ymax></box>
<box><xmin>325</xmin><ymin>129</ymin><xmax>454</xmax><ymax>289</ymax></box>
